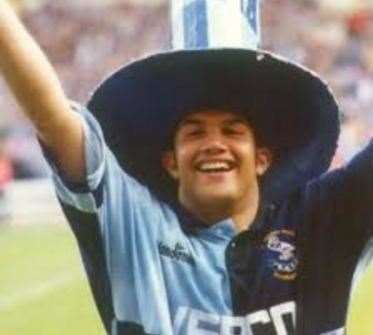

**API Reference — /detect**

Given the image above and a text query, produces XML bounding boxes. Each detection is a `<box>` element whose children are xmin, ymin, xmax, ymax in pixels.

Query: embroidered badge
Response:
<box><xmin>264</xmin><ymin>230</ymin><xmax>298</xmax><ymax>281</ymax></box>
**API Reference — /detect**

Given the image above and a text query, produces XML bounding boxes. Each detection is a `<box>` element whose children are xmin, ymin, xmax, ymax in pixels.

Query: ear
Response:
<box><xmin>255</xmin><ymin>147</ymin><xmax>272</xmax><ymax>176</ymax></box>
<box><xmin>161</xmin><ymin>150</ymin><xmax>179</xmax><ymax>180</ymax></box>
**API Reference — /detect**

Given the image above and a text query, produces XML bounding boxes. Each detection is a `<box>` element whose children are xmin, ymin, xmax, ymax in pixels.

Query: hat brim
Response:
<box><xmin>87</xmin><ymin>48</ymin><xmax>340</xmax><ymax>203</ymax></box>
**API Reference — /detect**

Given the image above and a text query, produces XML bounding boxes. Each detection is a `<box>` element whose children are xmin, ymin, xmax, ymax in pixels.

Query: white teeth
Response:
<box><xmin>198</xmin><ymin>162</ymin><xmax>231</xmax><ymax>172</ymax></box>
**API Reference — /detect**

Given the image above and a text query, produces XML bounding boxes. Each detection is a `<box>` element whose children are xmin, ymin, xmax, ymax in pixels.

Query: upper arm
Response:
<box><xmin>41</xmin><ymin>106</ymin><xmax>107</xmax><ymax>212</ymax></box>
<box><xmin>39</xmin><ymin>107</ymin><xmax>86</xmax><ymax>184</ymax></box>
<box><xmin>336</xmin><ymin>139</ymin><xmax>373</xmax><ymax>213</ymax></box>
<box><xmin>314</xmin><ymin>139</ymin><xmax>373</xmax><ymax>236</ymax></box>
<box><xmin>300</xmin><ymin>142</ymin><xmax>373</xmax><ymax>332</ymax></box>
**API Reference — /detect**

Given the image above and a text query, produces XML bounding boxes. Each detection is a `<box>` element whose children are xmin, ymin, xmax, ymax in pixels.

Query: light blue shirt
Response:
<box><xmin>49</xmin><ymin>108</ymin><xmax>242</xmax><ymax>335</ymax></box>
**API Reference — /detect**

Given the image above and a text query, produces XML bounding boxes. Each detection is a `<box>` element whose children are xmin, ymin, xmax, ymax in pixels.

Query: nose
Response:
<box><xmin>199</xmin><ymin>131</ymin><xmax>228</xmax><ymax>155</ymax></box>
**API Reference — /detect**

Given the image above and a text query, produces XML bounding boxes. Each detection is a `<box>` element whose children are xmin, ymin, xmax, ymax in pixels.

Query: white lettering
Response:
<box><xmin>246</xmin><ymin>309</ymin><xmax>271</xmax><ymax>330</ymax></box>
<box><xmin>270</xmin><ymin>301</ymin><xmax>296</xmax><ymax>335</ymax></box>
<box><xmin>173</xmin><ymin>301</ymin><xmax>296</xmax><ymax>335</ymax></box>
<box><xmin>187</xmin><ymin>309</ymin><xmax>221</xmax><ymax>334</ymax></box>
<box><xmin>221</xmin><ymin>315</ymin><xmax>249</xmax><ymax>335</ymax></box>
<box><xmin>320</xmin><ymin>328</ymin><xmax>344</xmax><ymax>335</ymax></box>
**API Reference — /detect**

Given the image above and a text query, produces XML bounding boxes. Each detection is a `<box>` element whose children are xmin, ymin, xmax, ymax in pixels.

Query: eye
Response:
<box><xmin>188</xmin><ymin>129</ymin><xmax>204</xmax><ymax>136</ymax></box>
<box><xmin>185</xmin><ymin>125</ymin><xmax>205</xmax><ymax>136</ymax></box>
<box><xmin>179</xmin><ymin>126</ymin><xmax>205</xmax><ymax>139</ymax></box>
<box><xmin>224</xmin><ymin>125</ymin><xmax>248</xmax><ymax>136</ymax></box>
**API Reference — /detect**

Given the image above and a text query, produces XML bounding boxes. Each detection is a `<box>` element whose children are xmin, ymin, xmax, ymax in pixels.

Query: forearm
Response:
<box><xmin>0</xmin><ymin>1</ymin><xmax>85</xmax><ymax>181</ymax></box>
<box><xmin>0</xmin><ymin>2</ymin><xmax>71</xmax><ymax>134</ymax></box>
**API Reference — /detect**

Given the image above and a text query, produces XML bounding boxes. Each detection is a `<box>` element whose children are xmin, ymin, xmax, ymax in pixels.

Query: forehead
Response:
<box><xmin>178</xmin><ymin>109</ymin><xmax>251</xmax><ymax>127</ymax></box>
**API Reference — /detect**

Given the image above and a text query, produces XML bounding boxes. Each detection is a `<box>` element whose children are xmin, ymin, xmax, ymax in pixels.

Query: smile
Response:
<box><xmin>195</xmin><ymin>160</ymin><xmax>236</xmax><ymax>173</ymax></box>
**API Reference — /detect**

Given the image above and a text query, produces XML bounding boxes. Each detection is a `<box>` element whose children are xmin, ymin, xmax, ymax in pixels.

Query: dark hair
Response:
<box><xmin>163</xmin><ymin>105</ymin><xmax>271</xmax><ymax>152</ymax></box>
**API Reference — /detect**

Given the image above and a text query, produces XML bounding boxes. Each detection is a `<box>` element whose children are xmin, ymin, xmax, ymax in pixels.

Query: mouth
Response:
<box><xmin>195</xmin><ymin>160</ymin><xmax>236</xmax><ymax>173</ymax></box>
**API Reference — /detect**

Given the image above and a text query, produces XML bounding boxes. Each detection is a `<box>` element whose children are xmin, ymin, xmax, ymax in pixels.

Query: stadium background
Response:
<box><xmin>0</xmin><ymin>0</ymin><xmax>372</xmax><ymax>334</ymax></box>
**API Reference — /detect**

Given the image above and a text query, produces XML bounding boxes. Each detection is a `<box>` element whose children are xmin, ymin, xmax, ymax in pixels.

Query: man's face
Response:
<box><xmin>162</xmin><ymin>109</ymin><xmax>272</xmax><ymax>213</ymax></box>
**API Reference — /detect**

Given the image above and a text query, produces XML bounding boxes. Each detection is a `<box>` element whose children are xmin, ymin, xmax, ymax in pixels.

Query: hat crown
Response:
<box><xmin>171</xmin><ymin>0</ymin><xmax>261</xmax><ymax>50</ymax></box>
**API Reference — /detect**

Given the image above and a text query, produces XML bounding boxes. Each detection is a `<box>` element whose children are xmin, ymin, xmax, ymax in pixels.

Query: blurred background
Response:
<box><xmin>0</xmin><ymin>0</ymin><xmax>372</xmax><ymax>334</ymax></box>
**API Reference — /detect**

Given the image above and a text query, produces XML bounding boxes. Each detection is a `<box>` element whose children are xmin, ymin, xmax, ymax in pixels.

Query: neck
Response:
<box><xmin>180</xmin><ymin>184</ymin><xmax>260</xmax><ymax>233</ymax></box>
<box><xmin>231</xmin><ymin>190</ymin><xmax>260</xmax><ymax>232</ymax></box>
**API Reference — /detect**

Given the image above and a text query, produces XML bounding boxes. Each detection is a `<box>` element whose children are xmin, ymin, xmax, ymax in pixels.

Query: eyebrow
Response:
<box><xmin>178</xmin><ymin>119</ymin><xmax>203</xmax><ymax>127</ymax></box>
<box><xmin>224</xmin><ymin>118</ymin><xmax>250</xmax><ymax>126</ymax></box>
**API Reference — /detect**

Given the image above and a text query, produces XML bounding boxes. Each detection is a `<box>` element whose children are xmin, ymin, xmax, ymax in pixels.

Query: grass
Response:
<box><xmin>0</xmin><ymin>223</ymin><xmax>372</xmax><ymax>334</ymax></box>
<box><xmin>0</xmin><ymin>224</ymin><xmax>105</xmax><ymax>335</ymax></box>
<box><xmin>347</xmin><ymin>264</ymin><xmax>373</xmax><ymax>335</ymax></box>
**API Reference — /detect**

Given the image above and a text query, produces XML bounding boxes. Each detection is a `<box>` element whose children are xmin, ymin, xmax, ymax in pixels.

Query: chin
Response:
<box><xmin>194</xmin><ymin>189</ymin><xmax>238</xmax><ymax>207</ymax></box>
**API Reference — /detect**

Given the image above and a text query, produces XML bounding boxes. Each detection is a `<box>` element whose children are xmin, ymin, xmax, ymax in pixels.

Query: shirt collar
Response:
<box><xmin>175</xmin><ymin>199</ymin><xmax>278</xmax><ymax>236</ymax></box>
<box><xmin>172</xmin><ymin>203</ymin><xmax>235</xmax><ymax>240</ymax></box>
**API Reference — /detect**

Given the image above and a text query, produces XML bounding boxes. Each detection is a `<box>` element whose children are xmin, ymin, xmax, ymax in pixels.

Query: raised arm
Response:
<box><xmin>0</xmin><ymin>1</ymin><xmax>85</xmax><ymax>182</ymax></box>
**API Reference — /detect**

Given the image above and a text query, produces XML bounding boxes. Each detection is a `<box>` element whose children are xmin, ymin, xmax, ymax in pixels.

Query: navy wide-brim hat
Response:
<box><xmin>87</xmin><ymin>48</ymin><xmax>340</xmax><ymax>203</ymax></box>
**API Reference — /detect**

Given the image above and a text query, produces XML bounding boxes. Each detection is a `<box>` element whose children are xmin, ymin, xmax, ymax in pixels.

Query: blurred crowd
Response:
<box><xmin>262</xmin><ymin>0</ymin><xmax>373</xmax><ymax>166</ymax></box>
<box><xmin>0</xmin><ymin>0</ymin><xmax>169</xmax><ymax>184</ymax></box>
<box><xmin>0</xmin><ymin>0</ymin><xmax>372</xmax><ymax>188</ymax></box>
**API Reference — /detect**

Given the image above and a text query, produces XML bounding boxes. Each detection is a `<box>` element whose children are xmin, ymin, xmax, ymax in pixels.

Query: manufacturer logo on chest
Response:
<box><xmin>264</xmin><ymin>230</ymin><xmax>298</xmax><ymax>281</ymax></box>
<box><xmin>158</xmin><ymin>241</ymin><xmax>195</xmax><ymax>265</ymax></box>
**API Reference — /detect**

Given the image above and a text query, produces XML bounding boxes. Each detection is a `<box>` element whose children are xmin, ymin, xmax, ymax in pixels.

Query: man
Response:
<box><xmin>0</xmin><ymin>1</ymin><xmax>372</xmax><ymax>335</ymax></box>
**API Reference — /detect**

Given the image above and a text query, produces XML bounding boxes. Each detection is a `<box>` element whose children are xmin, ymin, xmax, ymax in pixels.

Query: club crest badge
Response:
<box><xmin>264</xmin><ymin>230</ymin><xmax>298</xmax><ymax>281</ymax></box>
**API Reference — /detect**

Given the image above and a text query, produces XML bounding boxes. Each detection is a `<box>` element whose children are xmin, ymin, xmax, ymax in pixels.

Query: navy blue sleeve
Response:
<box><xmin>297</xmin><ymin>140</ymin><xmax>373</xmax><ymax>334</ymax></box>
<box><xmin>341</xmin><ymin>139</ymin><xmax>373</xmax><ymax>199</ymax></box>
<box><xmin>317</xmin><ymin>139</ymin><xmax>373</xmax><ymax>237</ymax></box>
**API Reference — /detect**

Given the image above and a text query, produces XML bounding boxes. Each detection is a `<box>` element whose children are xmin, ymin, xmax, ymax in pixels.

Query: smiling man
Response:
<box><xmin>162</xmin><ymin>109</ymin><xmax>272</xmax><ymax>231</ymax></box>
<box><xmin>1</xmin><ymin>1</ymin><xmax>373</xmax><ymax>335</ymax></box>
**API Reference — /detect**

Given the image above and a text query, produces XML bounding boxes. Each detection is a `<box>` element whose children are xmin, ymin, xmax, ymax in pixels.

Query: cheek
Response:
<box><xmin>236</xmin><ymin>143</ymin><xmax>256</xmax><ymax>163</ymax></box>
<box><xmin>175</xmin><ymin>143</ymin><xmax>196</xmax><ymax>169</ymax></box>
<box><xmin>237</xmin><ymin>148</ymin><xmax>259</xmax><ymax>178</ymax></box>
